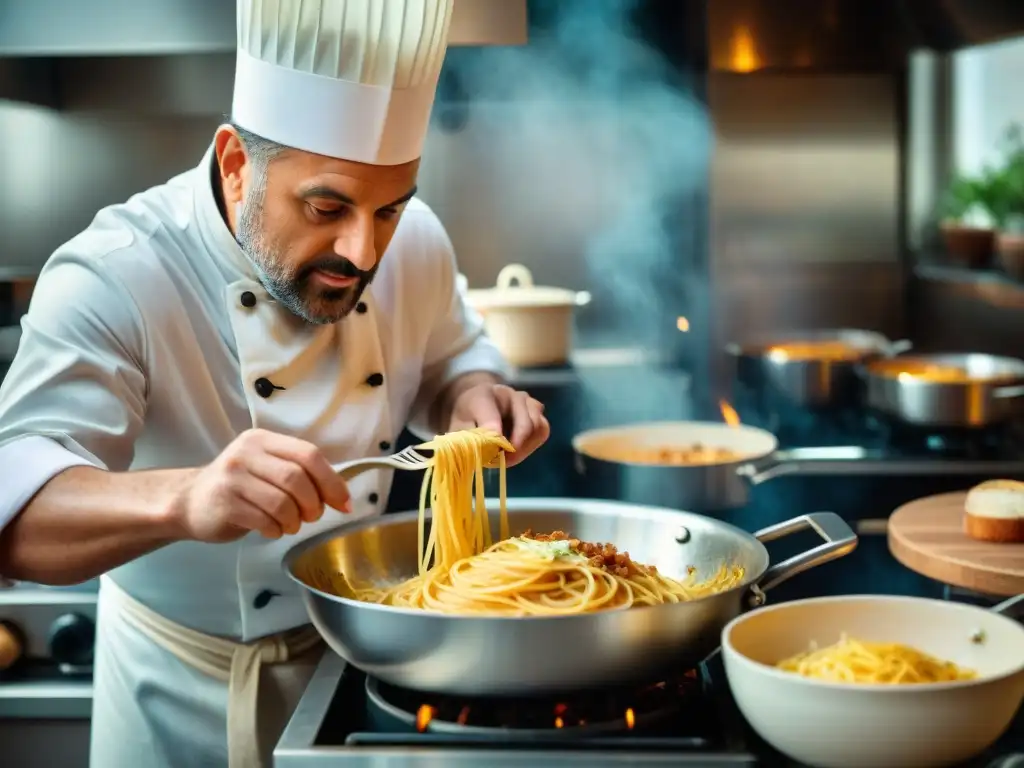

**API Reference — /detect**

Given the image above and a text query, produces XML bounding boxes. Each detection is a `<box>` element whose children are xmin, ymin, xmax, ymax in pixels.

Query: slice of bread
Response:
<box><xmin>964</xmin><ymin>480</ymin><xmax>1024</xmax><ymax>543</ymax></box>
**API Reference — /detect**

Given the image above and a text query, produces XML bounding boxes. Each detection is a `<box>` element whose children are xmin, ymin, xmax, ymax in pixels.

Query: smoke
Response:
<box><xmin>436</xmin><ymin>0</ymin><xmax>711</xmax><ymax>424</ymax></box>
<box><xmin>440</xmin><ymin>0</ymin><xmax>709</xmax><ymax>340</ymax></box>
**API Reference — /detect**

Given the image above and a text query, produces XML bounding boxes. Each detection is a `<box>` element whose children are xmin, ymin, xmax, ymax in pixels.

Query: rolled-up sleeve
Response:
<box><xmin>406</xmin><ymin>221</ymin><xmax>510</xmax><ymax>439</ymax></box>
<box><xmin>0</xmin><ymin>254</ymin><xmax>148</xmax><ymax>532</ymax></box>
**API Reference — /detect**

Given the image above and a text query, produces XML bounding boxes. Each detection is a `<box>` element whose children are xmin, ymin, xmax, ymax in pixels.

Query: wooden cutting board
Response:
<box><xmin>888</xmin><ymin>491</ymin><xmax>1024</xmax><ymax>597</ymax></box>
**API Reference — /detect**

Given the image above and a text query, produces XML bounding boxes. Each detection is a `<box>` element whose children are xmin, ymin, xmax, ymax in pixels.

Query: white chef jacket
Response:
<box><xmin>0</xmin><ymin>145</ymin><xmax>509</xmax><ymax>767</ymax></box>
<box><xmin>0</xmin><ymin>144</ymin><xmax>508</xmax><ymax>635</ymax></box>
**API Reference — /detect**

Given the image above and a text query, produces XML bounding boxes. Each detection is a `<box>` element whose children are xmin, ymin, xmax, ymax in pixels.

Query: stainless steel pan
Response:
<box><xmin>862</xmin><ymin>352</ymin><xmax>1024</xmax><ymax>428</ymax></box>
<box><xmin>726</xmin><ymin>329</ymin><xmax>910</xmax><ymax>410</ymax></box>
<box><xmin>572</xmin><ymin>421</ymin><xmax>796</xmax><ymax>511</ymax></box>
<box><xmin>284</xmin><ymin>498</ymin><xmax>857</xmax><ymax>696</ymax></box>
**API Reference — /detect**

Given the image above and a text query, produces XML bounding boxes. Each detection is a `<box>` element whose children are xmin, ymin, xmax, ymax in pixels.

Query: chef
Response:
<box><xmin>0</xmin><ymin>1</ymin><xmax>549</xmax><ymax>766</ymax></box>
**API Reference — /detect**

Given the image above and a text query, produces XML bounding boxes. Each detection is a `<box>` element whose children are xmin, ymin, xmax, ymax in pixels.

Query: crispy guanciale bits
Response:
<box><xmin>521</xmin><ymin>529</ymin><xmax>661</xmax><ymax>578</ymax></box>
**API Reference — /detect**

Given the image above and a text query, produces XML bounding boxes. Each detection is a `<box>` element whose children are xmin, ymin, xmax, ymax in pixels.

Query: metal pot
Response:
<box><xmin>284</xmin><ymin>498</ymin><xmax>858</xmax><ymax>696</ymax></box>
<box><xmin>726</xmin><ymin>329</ymin><xmax>911</xmax><ymax>410</ymax></box>
<box><xmin>464</xmin><ymin>264</ymin><xmax>591</xmax><ymax>368</ymax></box>
<box><xmin>862</xmin><ymin>353</ymin><xmax>1024</xmax><ymax>428</ymax></box>
<box><xmin>572</xmin><ymin>421</ymin><xmax>797</xmax><ymax>511</ymax></box>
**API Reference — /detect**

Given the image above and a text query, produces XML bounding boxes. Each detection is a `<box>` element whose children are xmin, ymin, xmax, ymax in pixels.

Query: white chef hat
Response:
<box><xmin>232</xmin><ymin>0</ymin><xmax>454</xmax><ymax>166</ymax></box>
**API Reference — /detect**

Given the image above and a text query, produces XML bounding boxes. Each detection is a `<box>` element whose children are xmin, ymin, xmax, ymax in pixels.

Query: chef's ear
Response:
<box><xmin>214</xmin><ymin>124</ymin><xmax>248</xmax><ymax>206</ymax></box>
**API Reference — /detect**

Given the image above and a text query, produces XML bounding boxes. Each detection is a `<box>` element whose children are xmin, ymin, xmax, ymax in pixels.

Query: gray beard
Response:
<box><xmin>235</xmin><ymin>190</ymin><xmax>366</xmax><ymax>325</ymax></box>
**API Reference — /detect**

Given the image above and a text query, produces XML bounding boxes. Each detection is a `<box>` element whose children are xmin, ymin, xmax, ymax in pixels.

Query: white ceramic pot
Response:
<box><xmin>722</xmin><ymin>595</ymin><xmax>1024</xmax><ymax>768</ymax></box>
<box><xmin>464</xmin><ymin>264</ymin><xmax>591</xmax><ymax>367</ymax></box>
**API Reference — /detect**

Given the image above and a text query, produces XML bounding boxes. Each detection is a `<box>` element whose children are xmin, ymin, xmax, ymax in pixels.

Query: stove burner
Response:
<box><xmin>365</xmin><ymin>671</ymin><xmax>700</xmax><ymax>741</ymax></box>
<box><xmin>731</xmin><ymin>377</ymin><xmax>1024</xmax><ymax>459</ymax></box>
<box><xmin>870</xmin><ymin>413</ymin><xmax>1024</xmax><ymax>459</ymax></box>
<box><xmin>729</xmin><ymin>381</ymin><xmax>876</xmax><ymax>448</ymax></box>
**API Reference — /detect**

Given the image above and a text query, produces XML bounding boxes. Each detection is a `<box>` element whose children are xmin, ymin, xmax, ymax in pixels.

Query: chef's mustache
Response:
<box><xmin>297</xmin><ymin>257</ymin><xmax>374</xmax><ymax>282</ymax></box>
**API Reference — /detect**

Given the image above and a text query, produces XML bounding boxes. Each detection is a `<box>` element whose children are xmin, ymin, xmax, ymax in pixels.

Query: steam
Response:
<box><xmin>432</xmin><ymin>0</ymin><xmax>710</xmax><ymax>423</ymax></box>
<box><xmin>439</xmin><ymin>0</ymin><xmax>707</xmax><ymax>344</ymax></box>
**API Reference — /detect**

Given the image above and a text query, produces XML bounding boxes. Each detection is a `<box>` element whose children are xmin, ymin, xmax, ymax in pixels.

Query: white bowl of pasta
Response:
<box><xmin>721</xmin><ymin>595</ymin><xmax>1024</xmax><ymax>768</ymax></box>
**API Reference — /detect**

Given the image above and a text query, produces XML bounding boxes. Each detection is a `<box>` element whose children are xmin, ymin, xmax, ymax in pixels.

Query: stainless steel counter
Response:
<box><xmin>0</xmin><ymin>677</ymin><xmax>92</xmax><ymax>718</ymax></box>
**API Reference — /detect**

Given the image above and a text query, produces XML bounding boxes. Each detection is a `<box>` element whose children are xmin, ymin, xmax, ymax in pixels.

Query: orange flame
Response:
<box><xmin>625</xmin><ymin>707</ymin><xmax>635</xmax><ymax>729</ymax></box>
<box><xmin>416</xmin><ymin>704</ymin><xmax>435</xmax><ymax>732</ymax></box>
<box><xmin>553</xmin><ymin>701</ymin><xmax>567</xmax><ymax>729</ymax></box>
<box><xmin>719</xmin><ymin>399</ymin><xmax>741</xmax><ymax>427</ymax></box>
<box><xmin>676</xmin><ymin>316</ymin><xmax>690</xmax><ymax>332</ymax></box>
<box><xmin>456</xmin><ymin>706</ymin><xmax>470</xmax><ymax>725</ymax></box>
<box><xmin>729</xmin><ymin>26</ymin><xmax>760</xmax><ymax>73</ymax></box>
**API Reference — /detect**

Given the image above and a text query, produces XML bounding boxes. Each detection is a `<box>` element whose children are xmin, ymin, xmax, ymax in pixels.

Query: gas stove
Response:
<box><xmin>274</xmin><ymin>651</ymin><xmax>758</xmax><ymax>766</ymax></box>
<box><xmin>729</xmin><ymin>380</ymin><xmax>1024</xmax><ymax>477</ymax></box>
<box><xmin>277</xmin><ymin>650</ymin><xmax>1024</xmax><ymax>767</ymax></box>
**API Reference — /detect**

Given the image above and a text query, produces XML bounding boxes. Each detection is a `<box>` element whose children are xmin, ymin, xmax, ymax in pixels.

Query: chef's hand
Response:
<box><xmin>448</xmin><ymin>380</ymin><xmax>550</xmax><ymax>467</ymax></box>
<box><xmin>168</xmin><ymin>429</ymin><xmax>352</xmax><ymax>543</ymax></box>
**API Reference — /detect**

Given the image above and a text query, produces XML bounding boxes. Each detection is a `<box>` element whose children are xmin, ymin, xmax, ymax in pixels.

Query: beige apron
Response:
<box><xmin>99</xmin><ymin>577</ymin><xmax>323</xmax><ymax>768</ymax></box>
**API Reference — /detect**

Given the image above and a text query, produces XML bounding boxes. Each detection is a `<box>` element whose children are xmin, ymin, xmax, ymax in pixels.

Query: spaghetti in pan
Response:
<box><xmin>333</xmin><ymin>428</ymin><xmax>745</xmax><ymax>616</ymax></box>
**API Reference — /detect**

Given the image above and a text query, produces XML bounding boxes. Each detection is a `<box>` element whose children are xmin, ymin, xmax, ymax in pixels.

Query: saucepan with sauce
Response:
<box><xmin>862</xmin><ymin>352</ymin><xmax>1024</xmax><ymax>428</ymax></box>
<box><xmin>572</xmin><ymin>421</ymin><xmax>794</xmax><ymax>511</ymax></box>
<box><xmin>726</xmin><ymin>329</ymin><xmax>911</xmax><ymax>410</ymax></box>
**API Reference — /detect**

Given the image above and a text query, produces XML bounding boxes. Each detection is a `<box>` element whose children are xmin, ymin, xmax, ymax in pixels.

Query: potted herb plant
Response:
<box><xmin>938</xmin><ymin>172</ymin><xmax>997</xmax><ymax>268</ymax></box>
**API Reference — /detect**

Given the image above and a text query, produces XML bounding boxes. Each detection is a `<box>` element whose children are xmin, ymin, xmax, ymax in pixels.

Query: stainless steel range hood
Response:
<box><xmin>0</xmin><ymin>0</ymin><xmax>527</xmax><ymax>56</ymax></box>
<box><xmin>708</xmin><ymin>0</ymin><xmax>1024</xmax><ymax>73</ymax></box>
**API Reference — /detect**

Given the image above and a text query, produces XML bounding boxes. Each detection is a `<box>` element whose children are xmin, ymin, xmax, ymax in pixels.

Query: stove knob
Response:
<box><xmin>0</xmin><ymin>621</ymin><xmax>24</xmax><ymax>671</ymax></box>
<box><xmin>48</xmin><ymin>613</ymin><xmax>95</xmax><ymax>667</ymax></box>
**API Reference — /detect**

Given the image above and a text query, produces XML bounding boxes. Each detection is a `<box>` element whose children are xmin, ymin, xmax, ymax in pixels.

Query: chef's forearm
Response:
<box><xmin>0</xmin><ymin>466</ymin><xmax>189</xmax><ymax>585</ymax></box>
<box><xmin>430</xmin><ymin>371</ymin><xmax>505</xmax><ymax>434</ymax></box>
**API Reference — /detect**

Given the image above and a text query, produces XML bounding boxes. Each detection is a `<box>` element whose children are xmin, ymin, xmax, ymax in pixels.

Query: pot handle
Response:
<box><xmin>573</xmin><ymin>452</ymin><xmax>586</xmax><ymax>475</ymax></box>
<box><xmin>748</xmin><ymin>512</ymin><xmax>858</xmax><ymax>605</ymax></box>
<box><xmin>991</xmin><ymin>593</ymin><xmax>1024</xmax><ymax>618</ymax></box>
<box><xmin>496</xmin><ymin>264</ymin><xmax>534</xmax><ymax>289</ymax></box>
<box><xmin>888</xmin><ymin>339</ymin><xmax>913</xmax><ymax>356</ymax></box>
<box><xmin>993</xmin><ymin>385</ymin><xmax>1024</xmax><ymax>400</ymax></box>
<box><xmin>736</xmin><ymin>458</ymin><xmax>799</xmax><ymax>485</ymax></box>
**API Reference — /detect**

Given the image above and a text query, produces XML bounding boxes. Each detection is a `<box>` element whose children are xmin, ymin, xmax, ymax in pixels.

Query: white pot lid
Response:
<box><xmin>465</xmin><ymin>264</ymin><xmax>591</xmax><ymax>310</ymax></box>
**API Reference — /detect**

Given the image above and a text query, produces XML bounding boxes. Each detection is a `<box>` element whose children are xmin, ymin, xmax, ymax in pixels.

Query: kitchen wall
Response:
<box><xmin>708</xmin><ymin>71</ymin><xmax>906</xmax><ymax>393</ymax></box>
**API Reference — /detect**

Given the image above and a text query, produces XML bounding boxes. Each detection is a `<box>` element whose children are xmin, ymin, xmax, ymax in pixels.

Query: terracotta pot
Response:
<box><xmin>996</xmin><ymin>231</ymin><xmax>1024</xmax><ymax>280</ymax></box>
<box><xmin>940</xmin><ymin>222</ymin><xmax>995</xmax><ymax>268</ymax></box>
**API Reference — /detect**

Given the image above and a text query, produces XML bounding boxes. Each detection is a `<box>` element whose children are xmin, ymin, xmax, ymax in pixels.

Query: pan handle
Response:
<box><xmin>992</xmin><ymin>385</ymin><xmax>1024</xmax><ymax>400</ymax></box>
<box><xmin>888</xmin><ymin>339</ymin><xmax>913</xmax><ymax>356</ymax></box>
<box><xmin>991</xmin><ymin>593</ymin><xmax>1024</xmax><ymax>618</ymax></box>
<box><xmin>748</xmin><ymin>512</ymin><xmax>858</xmax><ymax>605</ymax></box>
<box><xmin>736</xmin><ymin>457</ymin><xmax>799</xmax><ymax>485</ymax></box>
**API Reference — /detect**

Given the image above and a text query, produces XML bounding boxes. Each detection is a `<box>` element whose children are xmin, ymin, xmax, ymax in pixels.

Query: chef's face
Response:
<box><xmin>217</xmin><ymin>128</ymin><xmax>419</xmax><ymax>325</ymax></box>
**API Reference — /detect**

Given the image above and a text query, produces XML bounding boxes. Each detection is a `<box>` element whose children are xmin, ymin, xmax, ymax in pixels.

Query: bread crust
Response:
<box><xmin>964</xmin><ymin>480</ymin><xmax>1024</xmax><ymax>543</ymax></box>
<box><xmin>964</xmin><ymin>513</ymin><xmax>1024</xmax><ymax>543</ymax></box>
